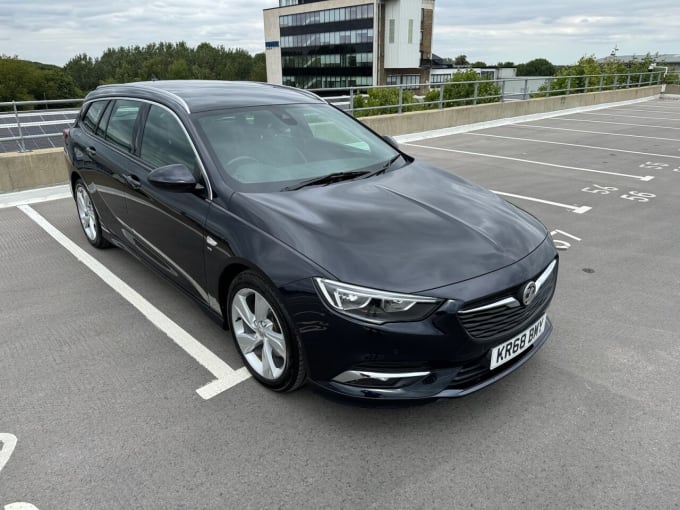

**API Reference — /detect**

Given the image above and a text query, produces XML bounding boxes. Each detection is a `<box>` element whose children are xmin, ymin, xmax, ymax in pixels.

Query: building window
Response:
<box><xmin>389</xmin><ymin>19</ymin><xmax>395</xmax><ymax>44</ymax></box>
<box><xmin>386</xmin><ymin>74</ymin><xmax>421</xmax><ymax>89</ymax></box>
<box><xmin>279</xmin><ymin>4</ymin><xmax>374</xmax><ymax>28</ymax></box>
<box><xmin>408</xmin><ymin>19</ymin><xmax>413</xmax><ymax>44</ymax></box>
<box><xmin>280</xmin><ymin>29</ymin><xmax>373</xmax><ymax>48</ymax></box>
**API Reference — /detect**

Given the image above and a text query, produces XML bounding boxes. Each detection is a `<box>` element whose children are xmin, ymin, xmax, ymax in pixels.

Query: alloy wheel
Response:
<box><xmin>76</xmin><ymin>184</ymin><xmax>98</xmax><ymax>242</ymax></box>
<box><xmin>231</xmin><ymin>288</ymin><xmax>287</xmax><ymax>381</ymax></box>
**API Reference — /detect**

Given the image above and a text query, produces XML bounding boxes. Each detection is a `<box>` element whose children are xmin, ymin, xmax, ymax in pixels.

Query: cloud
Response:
<box><xmin>0</xmin><ymin>0</ymin><xmax>678</xmax><ymax>66</ymax></box>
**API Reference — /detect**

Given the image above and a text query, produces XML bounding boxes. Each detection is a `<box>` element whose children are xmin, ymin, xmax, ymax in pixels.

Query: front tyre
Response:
<box><xmin>74</xmin><ymin>180</ymin><xmax>109</xmax><ymax>248</ymax></box>
<box><xmin>228</xmin><ymin>271</ymin><xmax>306</xmax><ymax>392</ymax></box>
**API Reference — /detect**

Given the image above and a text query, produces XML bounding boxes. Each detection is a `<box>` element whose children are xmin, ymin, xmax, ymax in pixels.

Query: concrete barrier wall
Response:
<box><xmin>0</xmin><ymin>85</ymin><xmax>664</xmax><ymax>193</ymax></box>
<box><xmin>664</xmin><ymin>84</ymin><xmax>680</xmax><ymax>95</ymax></box>
<box><xmin>0</xmin><ymin>148</ymin><xmax>69</xmax><ymax>193</ymax></box>
<box><xmin>360</xmin><ymin>85</ymin><xmax>662</xmax><ymax>136</ymax></box>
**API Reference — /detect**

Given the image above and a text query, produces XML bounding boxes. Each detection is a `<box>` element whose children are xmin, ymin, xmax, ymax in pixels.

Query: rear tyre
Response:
<box><xmin>74</xmin><ymin>179</ymin><xmax>110</xmax><ymax>248</ymax></box>
<box><xmin>228</xmin><ymin>271</ymin><xmax>307</xmax><ymax>392</ymax></box>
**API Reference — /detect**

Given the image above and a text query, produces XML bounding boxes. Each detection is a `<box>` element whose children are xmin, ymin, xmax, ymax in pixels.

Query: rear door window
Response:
<box><xmin>140</xmin><ymin>105</ymin><xmax>197</xmax><ymax>170</ymax></box>
<box><xmin>105</xmin><ymin>100</ymin><xmax>142</xmax><ymax>152</ymax></box>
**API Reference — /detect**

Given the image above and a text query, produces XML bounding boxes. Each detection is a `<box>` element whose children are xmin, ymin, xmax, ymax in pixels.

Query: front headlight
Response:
<box><xmin>314</xmin><ymin>278</ymin><xmax>442</xmax><ymax>324</ymax></box>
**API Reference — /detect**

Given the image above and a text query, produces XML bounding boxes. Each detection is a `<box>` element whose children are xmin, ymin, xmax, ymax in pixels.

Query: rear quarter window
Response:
<box><xmin>81</xmin><ymin>101</ymin><xmax>107</xmax><ymax>133</ymax></box>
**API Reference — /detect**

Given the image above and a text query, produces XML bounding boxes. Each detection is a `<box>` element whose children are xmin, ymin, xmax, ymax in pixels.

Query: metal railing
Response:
<box><xmin>0</xmin><ymin>71</ymin><xmax>666</xmax><ymax>152</ymax></box>
<box><xmin>0</xmin><ymin>99</ymin><xmax>83</xmax><ymax>153</ymax></box>
<box><xmin>312</xmin><ymin>71</ymin><xmax>665</xmax><ymax>117</ymax></box>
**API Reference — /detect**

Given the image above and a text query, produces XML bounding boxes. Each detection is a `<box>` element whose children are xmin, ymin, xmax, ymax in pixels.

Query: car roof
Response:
<box><xmin>85</xmin><ymin>80</ymin><xmax>325</xmax><ymax>114</ymax></box>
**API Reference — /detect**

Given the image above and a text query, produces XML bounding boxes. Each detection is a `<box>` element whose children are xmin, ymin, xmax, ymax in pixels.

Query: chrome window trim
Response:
<box><xmin>80</xmin><ymin>96</ymin><xmax>212</xmax><ymax>200</ymax></box>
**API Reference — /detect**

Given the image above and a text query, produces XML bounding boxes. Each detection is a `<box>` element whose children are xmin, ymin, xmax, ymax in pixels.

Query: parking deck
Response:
<box><xmin>1</xmin><ymin>97</ymin><xmax>679</xmax><ymax>508</ymax></box>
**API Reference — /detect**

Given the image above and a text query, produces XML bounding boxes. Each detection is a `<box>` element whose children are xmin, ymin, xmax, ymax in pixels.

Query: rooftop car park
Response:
<box><xmin>1</xmin><ymin>95</ymin><xmax>679</xmax><ymax>508</ymax></box>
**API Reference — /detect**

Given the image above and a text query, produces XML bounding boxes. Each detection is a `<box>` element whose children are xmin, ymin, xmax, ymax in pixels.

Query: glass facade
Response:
<box><xmin>280</xmin><ymin>4</ymin><xmax>373</xmax><ymax>27</ymax></box>
<box><xmin>278</xmin><ymin>3</ymin><xmax>375</xmax><ymax>89</ymax></box>
<box><xmin>283</xmin><ymin>53</ymin><xmax>372</xmax><ymax>69</ymax></box>
<box><xmin>386</xmin><ymin>74</ymin><xmax>420</xmax><ymax>89</ymax></box>
<box><xmin>282</xmin><ymin>75</ymin><xmax>372</xmax><ymax>89</ymax></box>
<box><xmin>281</xmin><ymin>29</ymin><xmax>373</xmax><ymax>48</ymax></box>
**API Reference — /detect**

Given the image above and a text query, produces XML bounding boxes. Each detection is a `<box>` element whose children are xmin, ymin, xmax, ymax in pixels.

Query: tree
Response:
<box><xmin>534</xmin><ymin>54</ymin><xmax>657</xmax><ymax>96</ymax></box>
<box><xmin>64</xmin><ymin>53</ymin><xmax>99</xmax><ymax>92</ymax></box>
<box><xmin>424</xmin><ymin>69</ymin><xmax>501</xmax><ymax>107</ymax></box>
<box><xmin>249</xmin><ymin>53</ymin><xmax>267</xmax><ymax>82</ymax></box>
<box><xmin>0</xmin><ymin>57</ymin><xmax>38</xmax><ymax>102</ymax></box>
<box><xmin>516</xmin><ymin>58</ymin><xmax>555</xmax><ymax>76</ymax></box>
<box><xmin>0</xmin><ymin>56</ymin><xmax>79</xmax><ymax>103</ymax></box>
<box><xmin>453</xmin><ymin>54</ymin><xmax>469</xmax><ymax>66</ymax></box>
<box><xmin>470</xmin><ymin>61</ymin><xmax>487</xmax><ymax>68</ymax></box>
<box><xmin>168</xmin><ymin>58</ymin><xmax>192</xmax><ymax>79</ymax></box>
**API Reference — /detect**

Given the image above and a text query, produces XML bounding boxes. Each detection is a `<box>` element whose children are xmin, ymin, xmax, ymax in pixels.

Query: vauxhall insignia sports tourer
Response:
<box><xmin>64</xmin><ymin>80</ymin><xmax>558</xmax><ymax>400</ymax></box>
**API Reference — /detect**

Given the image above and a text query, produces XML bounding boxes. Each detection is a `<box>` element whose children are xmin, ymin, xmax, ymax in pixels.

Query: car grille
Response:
<box><xmin>458</xmin><ymin>260</ymin><xmax>557</xmax><ymax>341</ymax></box>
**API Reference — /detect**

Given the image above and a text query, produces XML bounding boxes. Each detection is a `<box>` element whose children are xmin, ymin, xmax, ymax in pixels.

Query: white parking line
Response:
<box><xmin>491</xmin><ymin>191</ymin><xmax>591</xmax><ymax>214</ymax></box>
<box><xmin>558</xmin><ymin>118</ymin><xmax>680</xmax><ymax>131</ymax></box>
<box><xmin>467</xmin><ymin>133</ymin><xmax>680</xmax><ymax>159</ymax></box>
<box><xmin>17</xmin><ymin>205</ymin><xmax>251</xmax><ymax>400</ymax></box>
<box><xmin>513</xmin><ymin>124</ymin><xmax>680</xmax><ymax>142</ymax></box>
<box><xmin>392</xmin><ymin>96</ymin><xmax>657</xmax><ymax>143</ymax></box>
<box><xmin>0</xmin><ymin>433</ymin><xmax>17</xmax><ymax>474</ymax></box>
<box><xmin>0</xmin><ymin>184</ymin><xmax>71</xmax><ymax>209</ymax></box>
<box><xmin>608</xmin><ymin>107</ymin><xmax>680</xmax><ymax>115</ymax></box>
<box><xmin>579</xmin><ymin>111</ymin><xmax>680</xmax><ymax>121</ymax></box>
<box><xmin>403</xmin><ymin>143</ymin><xmax>654</xmax><ymax>181</ymax></box>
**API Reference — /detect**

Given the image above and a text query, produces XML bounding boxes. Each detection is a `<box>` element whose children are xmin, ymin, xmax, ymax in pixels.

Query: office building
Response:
<box><xmin>263</xmin><ymin>0</ymin><xmax>435</xmax><ymax>89</ymax></box>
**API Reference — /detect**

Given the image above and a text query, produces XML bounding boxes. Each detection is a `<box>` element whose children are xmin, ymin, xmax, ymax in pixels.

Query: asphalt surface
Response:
<box><xmin>1</xmin><ymin>97</ymin><xmax>679</xmax><ymax>509</ymax></box>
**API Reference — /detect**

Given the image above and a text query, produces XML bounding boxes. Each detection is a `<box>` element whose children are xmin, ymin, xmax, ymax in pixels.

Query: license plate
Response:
<box><xmin>490</xmin><ymin>314</ymin><xmax>546</xmax><ymax>370</ymax></box>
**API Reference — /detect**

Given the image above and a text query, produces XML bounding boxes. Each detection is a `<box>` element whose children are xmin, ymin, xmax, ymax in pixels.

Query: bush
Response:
<box><xmin>352</xmin><ymin>87</ymin><xmax>422</xmax><ymax>117</ymax></box>
<box><xmin>534</xmin><ymin>54</ymin><xmax>659</xmax><ymax>97</ymax></box>
<box><xmin>423</xmin><ymin>70</ymin><xmax>501</xmax><ymax>108</ymax></box>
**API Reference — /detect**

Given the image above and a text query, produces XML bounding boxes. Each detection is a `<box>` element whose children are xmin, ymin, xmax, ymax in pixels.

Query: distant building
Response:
<box><xmin>263</xmin><ymin>0</ymin><xmax>435</xmax><ymax>90</ymax></box>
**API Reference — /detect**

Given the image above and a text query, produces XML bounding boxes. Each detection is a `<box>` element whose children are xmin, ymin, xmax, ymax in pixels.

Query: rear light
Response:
<box><xmin>62</xmin><ymin>128</ymin><xmax>69</xmax><ymax>142</ymax></box>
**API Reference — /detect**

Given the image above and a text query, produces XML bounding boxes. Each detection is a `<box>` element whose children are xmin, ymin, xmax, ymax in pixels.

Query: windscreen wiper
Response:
<box><xmin>282</xmin><ymin>170</ymin><xmax>370</xmax><ymax>191</ymax></box>
<box><xmin>366</xmin><ymin>154</ymin><xmax>402</xmax><ymax>177</ymax></box>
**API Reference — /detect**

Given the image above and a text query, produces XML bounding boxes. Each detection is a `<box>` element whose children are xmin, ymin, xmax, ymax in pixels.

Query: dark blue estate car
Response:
<box><xmin>64</xmin><ymin>80</ymin><xmax>558</xmax><ymax>400</ymax></box>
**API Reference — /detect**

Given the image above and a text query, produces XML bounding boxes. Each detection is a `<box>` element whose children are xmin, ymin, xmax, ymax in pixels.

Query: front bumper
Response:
<box><xmin>280</xmin><ymin>241</ymin><xmax>558</xmax><ymax>400</ymax></box>
<box><xmin>315</xmin><ymin>318</ymin><xmax>552</xmax><ymax>400</ymax></box>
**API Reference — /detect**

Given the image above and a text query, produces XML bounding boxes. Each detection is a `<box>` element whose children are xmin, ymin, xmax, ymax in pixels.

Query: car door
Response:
<box><xmin>70</xmin><ymin>99</ymin><xmax>138</xmax><ymax>239</ymax></box>
<box><xmin>121</xmin><ymin>103</ymin><xmax>211</xmax><ymax>302</ymax></box>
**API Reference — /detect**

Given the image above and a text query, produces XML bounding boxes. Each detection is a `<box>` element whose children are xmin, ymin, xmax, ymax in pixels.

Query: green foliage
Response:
<box><xmin>63</xmin><ymin>42</ymin><xmax>265</xmax><ymax>94</ymax></box>
<box><xmin>535</xmin><ymin>54</ymin><xmax>659</xmax><ymax>97</ymax></box>
<box><xmin>663</xmin><ymin>70</ymin><xmax>680</xmax><ymax>84</ymax></box>
<box><xmin>352</xmin><ymin>87</ymin><xmax>422</xmax><ymax>117</ymax></box>
<box><xmin>0</xmin><ymin>56</ymin><xmax>79</xmax><ymax>104</ymax></box>
<box><xmin>470</xmin><ymin>61</ymin><xmax>487</xmax><ymax>68</ymax></box>
<box><xmin>453</xmin><ymin>54</ymin><xmax>469</xmax><ymax>65</ymax></box>
<box><xmin>497</xmin><ymin>61</ymin><xmax>515</xmax><ymax>68</ymax></box>
<box><xmin>423</xmin><ymin>70</ymin><xmax>502</xmax><ymax>108</ymax></box>
<box><xmin>516</xmin><ymin>58</ymin><xmax>555</xmax><ymax>76</ymax></box>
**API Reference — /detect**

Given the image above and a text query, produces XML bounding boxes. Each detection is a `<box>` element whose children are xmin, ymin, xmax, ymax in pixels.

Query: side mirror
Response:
<box><xmin>148</xmin><ymin>164</ymin><xmax>197</xmax><ymax>192</ymax></box>
<box><xmin>382</xmin><ymin>135</ymin><xmax>399</xmax><ymax>149</ymax></box>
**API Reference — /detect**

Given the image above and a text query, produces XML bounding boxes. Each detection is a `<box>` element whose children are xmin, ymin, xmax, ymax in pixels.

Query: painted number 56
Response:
<box><xmin>620</xmin><ymin>191</ymin><xmax>655</xmax><ymax>202</ymax></box>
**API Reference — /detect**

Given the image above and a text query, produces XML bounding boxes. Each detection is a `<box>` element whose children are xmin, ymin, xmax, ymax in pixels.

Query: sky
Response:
<box><xmin>1</xmin><ymin>0</ymin><xmax>679</xmax><ymax>67</ymax></box>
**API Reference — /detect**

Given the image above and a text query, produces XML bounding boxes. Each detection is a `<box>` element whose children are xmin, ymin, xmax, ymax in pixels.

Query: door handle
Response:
<box><xmin>123</xmin><ymin>174</ymin><xmax>142</xmax><ymax>190</ymax></box>
<box><xmin>85</xmin><ymin>146</ymin><xmax>97</xmax><ymax>158</ymax></box>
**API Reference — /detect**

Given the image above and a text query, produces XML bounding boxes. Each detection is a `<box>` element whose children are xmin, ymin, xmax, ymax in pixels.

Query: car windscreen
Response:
<box><xmin>192</xmin><ymin>103</ymin><xmax>399</xmax><ymax>192</ymax></box>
